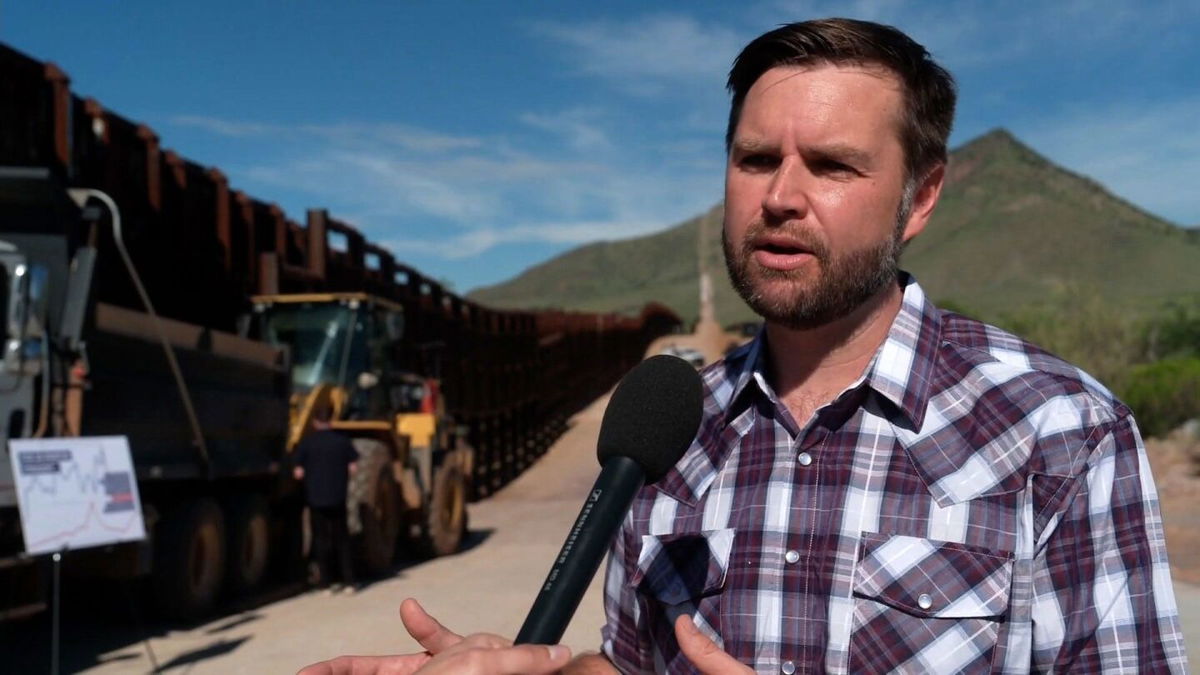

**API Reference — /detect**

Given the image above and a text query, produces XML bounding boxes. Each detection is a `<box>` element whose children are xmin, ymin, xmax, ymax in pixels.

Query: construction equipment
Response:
<box><xmin>247</xmin><ymin>292</ymin><xmax>468</xmax><ymax>572</ymax></box>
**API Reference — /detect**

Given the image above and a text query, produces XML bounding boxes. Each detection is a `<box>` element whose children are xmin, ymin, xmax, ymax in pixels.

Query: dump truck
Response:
<box><xmin>0</xmin><ymin>168</ymin><xmax>293</xmax><ymax>620</ymax></box>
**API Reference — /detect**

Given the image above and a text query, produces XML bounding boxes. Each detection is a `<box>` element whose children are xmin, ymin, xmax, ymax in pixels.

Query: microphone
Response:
<box><xmin>515</xmin><ymin>354</ymin><xmax>703</xmax><ymax>645</ymax></box>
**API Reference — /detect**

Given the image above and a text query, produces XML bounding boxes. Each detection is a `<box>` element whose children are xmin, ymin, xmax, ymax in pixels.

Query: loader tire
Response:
<box><xmin>419</xmin><ymin>453</ymin><xmax>468</xmax><ymax>558</ymax></box>
<box><xmin>351</xmin><ymin>438</ymin><xmax>401</xmax><ymax>575</ymax></box>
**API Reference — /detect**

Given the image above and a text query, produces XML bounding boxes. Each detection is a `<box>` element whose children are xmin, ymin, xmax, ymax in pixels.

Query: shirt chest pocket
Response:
<box><xmin>850</xmin><ymin>532</ymin><xmax>1014</xmax><ymax>674</ymax></box>
<box><xmin>632</xmin><ymin>528</ymin><xmax>735</xmax><ymax>605</ymax></box>
<box><xmin>629</xmin><ymin>527</ymin><xmax>735</xmax><ymax>665</ymax></box>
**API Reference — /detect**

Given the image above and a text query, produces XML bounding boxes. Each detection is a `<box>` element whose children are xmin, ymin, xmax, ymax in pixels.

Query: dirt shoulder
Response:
<box><xmin>1146</xmin><ymin>431</ymin><xmax>1200</xmax><ymax>584</ymax></box>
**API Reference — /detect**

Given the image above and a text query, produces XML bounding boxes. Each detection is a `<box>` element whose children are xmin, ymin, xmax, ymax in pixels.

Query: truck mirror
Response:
<box><xmin>3</xmin><ymin>261</ymin><xmax>28</xmax><ymax>373</ymax></box>
<box><xmin>2</xmin><ymin>260</ymin><xmax>47</xmax><ymax>375</ymax></box>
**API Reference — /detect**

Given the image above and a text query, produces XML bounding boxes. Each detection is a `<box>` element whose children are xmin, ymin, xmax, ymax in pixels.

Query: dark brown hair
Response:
<box><xmin>726</xmin><ymin>18</ymin><xmax>957</xmax><ymax>183</ymax></box>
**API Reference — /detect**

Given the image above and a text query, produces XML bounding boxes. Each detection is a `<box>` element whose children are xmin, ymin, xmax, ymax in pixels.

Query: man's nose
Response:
<box><xmin>762</xmin><ymin>158</ymin><xmax>808</xmax><ymax>220</ymax></box>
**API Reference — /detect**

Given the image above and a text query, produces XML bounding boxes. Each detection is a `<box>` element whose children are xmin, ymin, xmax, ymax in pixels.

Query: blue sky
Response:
<box><xmin>4</xmin><ymin>1</ymin><xmax>1198</xmax><ymax>292</ymax></box>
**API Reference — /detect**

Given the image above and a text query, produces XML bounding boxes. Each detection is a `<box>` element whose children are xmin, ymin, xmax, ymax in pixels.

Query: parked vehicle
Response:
<box><xmin>660</xmin><ymin>345</ymin><xmax>706</xmax><ymax>368</ymax></box>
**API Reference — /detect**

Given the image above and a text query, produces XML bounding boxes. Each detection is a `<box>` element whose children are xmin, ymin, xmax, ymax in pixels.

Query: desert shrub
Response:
<box><xmin>996</xmin><ymin>291</ymin><xmax>1148</xmax><ymax>388</ymax></box>
<box><xmin>1145</xmin><ymin>299</ymin><xmax>1200</xmax><ymax>361</ymax></box>
<box><xmin>1118</xmin><ymin>357</ymin><xmax>1200</xmax><ymax>438</ymax></box>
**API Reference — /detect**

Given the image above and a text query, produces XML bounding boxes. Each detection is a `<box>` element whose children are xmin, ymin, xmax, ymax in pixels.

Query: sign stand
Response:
<box><xmin>6</xmin><ymin>436</ymin><xmax>146</xmax><ymax>674</ymax></box>
<box><xmin>50</xmin><ymin>550</ymin><xmax>62</xmax><ymax>675</ymax></box>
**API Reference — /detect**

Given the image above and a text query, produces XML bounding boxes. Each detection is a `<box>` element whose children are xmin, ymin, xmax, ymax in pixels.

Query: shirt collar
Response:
<box><xmin>861</xmin><ymin>274</ymin><xmax>942</xmax><ymax>431</ymax></box>
<box><xmin>723</xmin><ymin>273</ymin><xmax>941</xmax><ymax>431</ymax></box>
<box><xmin>655</xmin><ymin>274</ymin><xmax>943</xmax><ymax>506</ymax></box>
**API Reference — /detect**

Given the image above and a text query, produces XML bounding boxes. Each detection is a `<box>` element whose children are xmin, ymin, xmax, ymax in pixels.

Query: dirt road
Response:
<box><xmin>6</xmin><ymin>385</ymin><xmax>1198</xmax><ymax>672</ymax></box>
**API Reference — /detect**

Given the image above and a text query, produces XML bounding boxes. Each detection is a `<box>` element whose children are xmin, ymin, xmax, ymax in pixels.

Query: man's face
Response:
<box><xmin>723</xmin><ymin>64</ymin><xmax>921</xmax><ymax>329</ymax></box>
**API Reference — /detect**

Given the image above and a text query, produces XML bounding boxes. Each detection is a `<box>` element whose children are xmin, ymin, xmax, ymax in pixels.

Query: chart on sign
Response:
<box><xmin>8</xmin><ymin>436</ymin><xmax>146</xmax><ymax>556</ymax></box>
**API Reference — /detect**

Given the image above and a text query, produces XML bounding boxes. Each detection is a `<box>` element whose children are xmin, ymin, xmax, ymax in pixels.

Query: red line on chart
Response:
<box><xmin>27</xmin><ymin>501</ymin><xmax>141</xmax><ymax>549</ymax></box>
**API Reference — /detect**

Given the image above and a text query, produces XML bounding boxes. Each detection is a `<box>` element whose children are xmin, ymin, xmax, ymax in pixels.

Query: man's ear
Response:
<box><xmin>900</xmin><ymin>163</ymin><xmax>945</xmax><ymax>243</ymax></box>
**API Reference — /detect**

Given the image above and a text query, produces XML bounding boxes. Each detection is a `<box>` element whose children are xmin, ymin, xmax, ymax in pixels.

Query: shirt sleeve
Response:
<box><xmin>1030</xmin><ymin>414</ymin><xmax>1188</xmax><ymax>673</ymax></box>
<box><xmin>601</xmin><ymin>512</ymin><xmax>655</xmax><ymax>673</ymax></box>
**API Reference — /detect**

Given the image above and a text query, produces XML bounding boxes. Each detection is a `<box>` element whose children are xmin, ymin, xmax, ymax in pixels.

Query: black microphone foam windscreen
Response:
<box><xmin>596</xmin><ymin>354</ymin><xmax>704</xmax><ymax>483</ymax></box>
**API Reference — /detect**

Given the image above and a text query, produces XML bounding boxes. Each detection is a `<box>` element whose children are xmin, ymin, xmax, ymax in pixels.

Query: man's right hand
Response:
<box><xmin>296</xmin><ymin>598</ymin><xmax>572</xmax><ymax>675</ymax></box>
<box><xmin>675</xmin><ymin>615</ymin><xmax>753</xmax><ymax>674</ymax></box>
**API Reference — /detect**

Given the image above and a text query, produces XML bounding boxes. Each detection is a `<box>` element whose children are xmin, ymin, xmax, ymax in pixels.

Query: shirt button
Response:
<box><xmin>781</xmin><ymin>661</ymin><xmax>796</xmax><ymax>674</ymax></box>
<box><xmin>784</xmin><ymin>549</ymin><xmax>800</xmax><ymax>564</ymax></box>
<box><xmin>797</xmin><ymin>452</ymin><xmax>813</xmax><ymax>466</ymax></box>
<box><xmin>918</xmin><ymin>593</ymin><xmax>933</xmax><ymax>610</ymax></box>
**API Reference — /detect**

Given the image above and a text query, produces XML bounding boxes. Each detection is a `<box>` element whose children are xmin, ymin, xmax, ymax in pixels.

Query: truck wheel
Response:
<box><xmin>352</xmin><ymin>439</ymin><xmax>401</xmax><ymax>575</ymax></box>
<box><xmin>153</xmin><ymin>498</ymin><xmax>226</xmax><ymax>620</ymax></box>
<box><xmin>225</xmin><ymin>494</ymin><xmax>270</xmax><ymax>595</ymax></box>
<box><xmin>419</xmin><ymin>454</ymin><xmax>468</xmax><ymax>557</ymax></box>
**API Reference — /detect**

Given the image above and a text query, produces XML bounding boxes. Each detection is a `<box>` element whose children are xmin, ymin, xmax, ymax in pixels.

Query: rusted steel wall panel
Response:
<box><xmin>1</xmin><ymin>39</ymin><xmax>683</xmax><ymax>498</ymax></box>
<box><xmin>0</xmin><ymin>45</ymin><xmax>66</xmax><ymax>172</ymax></box>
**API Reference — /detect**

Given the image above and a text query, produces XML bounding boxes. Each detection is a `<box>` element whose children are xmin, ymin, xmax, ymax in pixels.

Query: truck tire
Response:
<box><xmin>351</xmin><ymin>438</ymin><xmax>401</xmax><ymax>575</ymax></box>
<box><xmin>224</xmin><ymin>494</ymin><xmax>270</xmax><ymax>595</ymax></box>
<box><xmin>419</xmin><ymin>453</ymin><xmax>468</xmax><ymax>558</ymax></box>
<box><xmin>153</xmin><ymin>498</ymin><xmax>226</xmax><ymax>620</ymax></box>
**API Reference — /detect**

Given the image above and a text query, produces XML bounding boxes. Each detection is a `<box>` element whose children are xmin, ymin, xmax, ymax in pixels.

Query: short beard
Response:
<box><xmin>723</xmin><ymin>185</ymin><xmax>915</xmax><ymax>330</ymax></box>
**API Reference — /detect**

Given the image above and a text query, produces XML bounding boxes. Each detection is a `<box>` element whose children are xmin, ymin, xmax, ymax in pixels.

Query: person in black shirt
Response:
<box><xmin>292</xmin><ymin>406</ymin><xmax>359</xmax><ymax>594</ymax></box>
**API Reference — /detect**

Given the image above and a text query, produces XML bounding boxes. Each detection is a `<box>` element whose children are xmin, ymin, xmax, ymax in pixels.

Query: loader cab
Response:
<box><xmin>248</xmin><ymin>293</ymin><xmax>424</xmax><ymax>417</ymax></box>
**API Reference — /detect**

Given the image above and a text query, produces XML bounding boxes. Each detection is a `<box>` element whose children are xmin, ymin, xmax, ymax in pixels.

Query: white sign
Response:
<box><xmin>8</xmin><ymin>436</ymin><xmax>146</xmax><ymax>555</ymax></box>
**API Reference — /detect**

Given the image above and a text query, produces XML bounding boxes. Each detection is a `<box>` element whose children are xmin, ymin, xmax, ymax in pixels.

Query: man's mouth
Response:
<box><xmin>751</xmin><ymin>237</ymin><xmax>816</xmax><ymax>271</ymax></box>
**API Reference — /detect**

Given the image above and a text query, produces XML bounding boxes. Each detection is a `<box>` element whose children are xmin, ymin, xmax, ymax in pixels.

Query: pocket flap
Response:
<box><xmin>853</xmin><ymin>532</ymin><xmax>1013</xmax><ymax>619</ymax></box>
<box><xmin>632</xmin><ymin>528</ymin><xmax>734</xmax><ymax>605</ymax></box>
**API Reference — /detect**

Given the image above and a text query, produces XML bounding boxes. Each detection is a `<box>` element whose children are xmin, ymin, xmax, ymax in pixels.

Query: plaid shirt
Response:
<box><xmin>601</xmin><ymin>275</ymin><xmax>1187</xmax><ymax>674</ymax></box>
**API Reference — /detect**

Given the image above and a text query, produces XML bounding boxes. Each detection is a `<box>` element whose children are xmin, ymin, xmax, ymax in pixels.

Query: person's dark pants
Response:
<box><xmin>310</xmin><ymin>504</ymin><xmax>355</xmax><ymax>586</ymax></box>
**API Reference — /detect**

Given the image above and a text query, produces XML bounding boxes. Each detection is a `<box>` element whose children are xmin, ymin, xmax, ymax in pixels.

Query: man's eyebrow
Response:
<box><xmin>730</xmin><ymin>137</ymin><xmax>775</xmax><ymax>153</ymax></box>
<box><xmin>809</xmin><ymin>143</ymin><xmax>873</xmax><ymax>166</ymax></box>
<box><xmin>731</xmin><ymin>138</ymin><xmax>874</xmax><ymax>166</ymax></box>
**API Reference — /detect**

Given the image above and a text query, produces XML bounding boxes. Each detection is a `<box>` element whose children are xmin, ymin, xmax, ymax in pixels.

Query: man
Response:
<box><xmin>294</xmin><ymin>406</ymin><xmax>360</xmax><ymax>594</ymax></box>
<box><xmin>300</xmin><ymin>18</ymin><xmax>1187</xmax><ymax>673</ymax></box>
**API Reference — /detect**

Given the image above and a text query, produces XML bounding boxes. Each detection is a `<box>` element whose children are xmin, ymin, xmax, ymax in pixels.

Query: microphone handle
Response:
<box><xmin>515</xmin><ymin>455</ymin><xmax>645</xmax><ymax>645</ymax></box>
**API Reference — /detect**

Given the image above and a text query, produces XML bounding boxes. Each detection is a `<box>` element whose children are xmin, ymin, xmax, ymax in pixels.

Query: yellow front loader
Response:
<box><xmin>252</xmin><ymin>293</ymin><xmax>470</xmax><ymax>573</ymax></box>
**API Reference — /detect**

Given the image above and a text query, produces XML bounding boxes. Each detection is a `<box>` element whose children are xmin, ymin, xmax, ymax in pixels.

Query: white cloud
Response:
<box><xmin>763</xmin><ymin>0</ymin><xmax>1197</xmax><ymax>69</ymax></box>
<box><xmin>170</xmin><ymin>115</ymin><xmax>276</xmax><ymax>137</ymax></box>
<box><xmin>171</xmin><ymin>115</ymin><xmax>482</xmax><ymax>153</ymax></box>
<box><xmin>518</xmin><ymin>108</ymin><xmax>612</xmax><ymax>152</ymax></box>
<box><xmin>529</xmin><ymin>14</ymin><xmax>743</xmax><ymax>95</ymax></box>
<box><xmin>181</xmin><ymin>110</ymin><xmax>721</xmax><ymax>262</ymax></box>
<box><xmin>380</xmin><ymin>218</ymin><xmax>665</xmax><ymax>260</ymax></box>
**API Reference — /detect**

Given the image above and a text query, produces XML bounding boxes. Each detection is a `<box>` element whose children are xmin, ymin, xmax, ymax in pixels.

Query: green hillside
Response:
<box><xmin>903</xmin><ymin>129</ymin><xmax>1200</xmax><ymax>318</ymax></box>
<box><xmin>469</xmin><ymin>129</ymin><xmax>1200</xmax><ymax>326</ymax></box>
